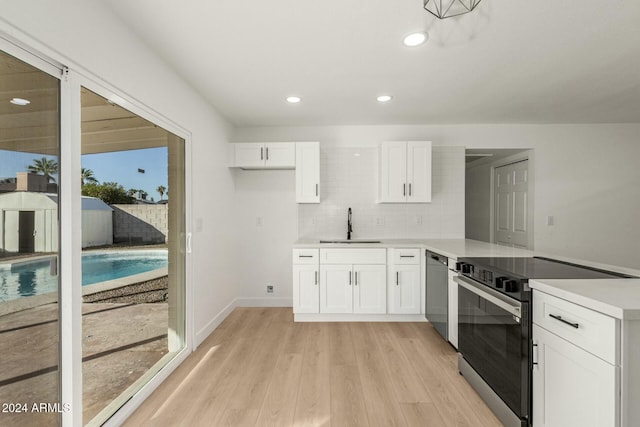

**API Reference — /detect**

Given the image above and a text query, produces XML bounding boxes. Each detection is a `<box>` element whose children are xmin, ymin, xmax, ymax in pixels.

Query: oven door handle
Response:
<box><xmin>454</xmin><ymin>275</ymin><xmax>522</xmax><ymax>319</ymax></box>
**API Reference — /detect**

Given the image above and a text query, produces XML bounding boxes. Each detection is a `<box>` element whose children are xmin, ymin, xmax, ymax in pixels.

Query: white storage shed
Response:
<box><xmin>0</xmin><ymin>192</ymin><xmax>113</xmax><ymax>253</ymax></box>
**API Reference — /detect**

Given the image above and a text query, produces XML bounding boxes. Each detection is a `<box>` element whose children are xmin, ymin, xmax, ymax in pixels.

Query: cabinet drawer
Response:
<box><xmin>533</xmin><ymin>290</ymin><xmax>618</xmax><ymax>364</ymax></box>
<box><xmin>320</xmin><ymin>248</ymin><xmax>386</xmax><ymax>265</ymax></box>
<box><xmin>391</xmin><ymin>248</ymin><xmax>420</xmax><ymax>265</ymax></box>
<box><xmin>292</xmin><ymin>249</ymin><xmax>319</xmax><ymax>265</ymax></box>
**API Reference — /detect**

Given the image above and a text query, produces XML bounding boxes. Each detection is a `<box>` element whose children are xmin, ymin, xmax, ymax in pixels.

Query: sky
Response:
<box><xmin>0</xmin><ymin>147</ymin><xmax>168</xmax><ymax>201</ymax></box>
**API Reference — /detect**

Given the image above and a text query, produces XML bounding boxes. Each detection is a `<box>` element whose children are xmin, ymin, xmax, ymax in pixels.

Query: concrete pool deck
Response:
<box><xmin>0</xmin><ymin>301</ymin><xmax>169</xmax><ymax>426</ymax></box>
<box><xmin>0</xmin><ymin>267</ymin><xmax>168</xmax><ymax>316</ymax></box>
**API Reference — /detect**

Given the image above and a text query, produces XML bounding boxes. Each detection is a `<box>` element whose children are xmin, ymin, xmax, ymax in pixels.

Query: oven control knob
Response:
<box><xmin>462</xmin><ymin>264</ymin><xmax>473</xmax><ymax>274</ymax></box>
<box><xmin>495</xmin><ymin>277</ymin><xmax>506</xmax><ymax>288</ymax></box>
<box><xmin>504</xmin><ymin>280</ymin><xmax>519</xmax><ymax>293</ymax></box>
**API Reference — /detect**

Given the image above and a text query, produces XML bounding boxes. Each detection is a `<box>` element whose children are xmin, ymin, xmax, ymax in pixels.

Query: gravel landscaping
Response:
<box><xmin>83</xmin><ymin>276</ymin><xmax>168</xmax><ymax>304</ymax></box>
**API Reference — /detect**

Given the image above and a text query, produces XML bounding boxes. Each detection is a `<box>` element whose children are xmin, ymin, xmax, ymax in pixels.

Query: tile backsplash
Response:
<box><xmin>298</xmin><ymin>145</ymin><xmax>465</xmax><ymax>239</ymax></box>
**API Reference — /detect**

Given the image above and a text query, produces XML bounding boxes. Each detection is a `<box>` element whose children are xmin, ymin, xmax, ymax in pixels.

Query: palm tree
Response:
<box><xmin>156</xmin><ymin>185</ymin><xmax>167</xmax><ymax>200</ymax></box>
<box><xmin>28</xmin><ymin>157</ymin><xmax>58</xmax><ymax>183</ymax></box>
<box><xmin>81</xmin><ymin>168</ymin><xmax>98</xmax><ymax>186</ymax></box>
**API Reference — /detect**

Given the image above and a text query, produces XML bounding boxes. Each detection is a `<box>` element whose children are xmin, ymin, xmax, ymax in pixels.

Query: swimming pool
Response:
<box><xmin>0</xmin><ymin>250</ymin><xmax>168</xmax><ymax>302</ymax></box>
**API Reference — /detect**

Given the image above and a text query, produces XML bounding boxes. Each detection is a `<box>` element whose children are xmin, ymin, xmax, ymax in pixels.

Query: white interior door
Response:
<box><xmin>494</xmin><ymin>160</ymin><xmax>529</xmax><ymax>248</ymax></box>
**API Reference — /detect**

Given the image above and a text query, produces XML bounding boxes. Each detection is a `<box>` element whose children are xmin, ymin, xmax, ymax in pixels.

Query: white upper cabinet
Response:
<box><xmin>232</xmin><ymin>142</ymin><xmax>295</xmax><ymax>169</ymax></box>
<box><xmin>295</xmin><ymin>142</ymin><xmax>320</xmax><ymax>203</ymax></box>
<box><xmin>379</xmin><ymin>141</ymin><xmax>432</xmax><ymax>203</ymax></box>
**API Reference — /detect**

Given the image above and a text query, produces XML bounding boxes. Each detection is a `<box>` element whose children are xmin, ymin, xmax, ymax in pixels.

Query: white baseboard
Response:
<box><xmin>236</xmin><ymin>297</ymin><xmax>293</xmax><ymax>307</ymax></box>
<box><xmin>294</xmin><ymin>313</ymin><xmax>428</xmax><ymax>322</ymax></box>
<box><xmin>194</xmin><ymin>298</ymin><xmax>238</xmax><ymax>347</ymax></box>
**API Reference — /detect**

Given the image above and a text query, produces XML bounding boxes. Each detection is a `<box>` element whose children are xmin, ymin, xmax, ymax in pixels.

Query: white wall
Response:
<box><xmin>229</xmin><ymin>142</ymin><xmax>465</xmax><ymax>303</ymax></box>
<box><xmin>0</xmin><ymin>0</ymin><xmax>238</xmax><ymax>344</ymax></box>
<box><xmin>299</xmin><ymin>145</ymin><xmax>465</xmax><ymax>239</ymax></box>
<box><xmin>235</xmin><ymin>124</ymin><xmax>640</xmax><ymax>270</ymax></box>
<box><xmin>233</xmin><ymin>169</ymin><xmax>297</xmax><ymax>305</ymax></box>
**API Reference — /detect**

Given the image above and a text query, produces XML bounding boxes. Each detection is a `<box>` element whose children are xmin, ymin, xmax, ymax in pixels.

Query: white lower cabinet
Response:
<box><xmin>387</xmin><ymin>248</ymin><xmax>421</xmax><ymax>314</ymax></box>
<box><xmin>320</xmin><ymin>265</ymin><xmax>352</xmax><ymax>313</ymax></box>
<box><xmin>532</xmin><ymin>289</ymin><xmax>619</xmax><ymax>427</ymax></box>
<box><xmin>532</xmin><ymin>324</ymin><xmax>617</xmax><ymax>427</ymax></box>
<box><xmin>292</xmin><ymin>249</ymin><xmax>320</xmax><ymax>314</ymax></box>
<box><xmin>292</xmin><ymin>264</ymin><xmax>320</xmax><ymax>313</ymax></box>
<box><xmin>388</xmin><ymin>265</ymin><xmax>421</xmax><ymax>314</ymax></box>
<box><xmin>353</xmin><ymin>265</ymin><xmax>387</xmax><ymax>314</ymax></box>
<box><xmin>320</xmin><ymin>264</ymin><xmax>386</xmax><ymax>314</ymax></box>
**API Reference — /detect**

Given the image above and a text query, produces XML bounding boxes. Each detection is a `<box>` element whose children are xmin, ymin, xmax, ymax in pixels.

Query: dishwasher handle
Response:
<box><xmin>426</xmin><ymin>251</ymin><xmax>448</xmax><ymax>266</ymax></box>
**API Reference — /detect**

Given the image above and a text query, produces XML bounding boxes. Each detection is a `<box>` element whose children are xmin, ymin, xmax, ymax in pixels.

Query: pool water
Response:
<box><xmin>0</xmin><ymin>250</ymin><xmax>168</xmax><ymax>302</ymax></box>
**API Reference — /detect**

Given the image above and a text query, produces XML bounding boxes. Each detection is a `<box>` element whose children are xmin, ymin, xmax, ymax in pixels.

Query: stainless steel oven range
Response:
<box><xmin>454</xmin><ymin>257</ymin><xmax>631</xmax><ymax>427</ymax></box>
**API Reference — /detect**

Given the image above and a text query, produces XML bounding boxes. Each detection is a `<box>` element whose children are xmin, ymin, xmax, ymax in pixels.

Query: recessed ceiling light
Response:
<box><xmin>286</xmin><ymin>96</ymin><xmax>302</xmax><ymax>104</ymax></box>
<box><xmin>10</xmin><ymin>97</ymin><xmax>30</xmax><ymax>106</ymax></box>
<box><xmin>403</xmin><ymin>32</ymin><xmax>428</xmax><ymax>47</ymax></box>
<box><xmin>377</xmin><ymin>95</ymin><xmax>393</xmax><ymax>103</ymax></box>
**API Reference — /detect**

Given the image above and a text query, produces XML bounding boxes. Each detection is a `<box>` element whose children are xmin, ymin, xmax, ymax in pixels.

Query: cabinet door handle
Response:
<box><xmin>532</xmin><ymin>343</ymin><xmax>538</xmax><ymax>366</ymax></box>
<box><xmin>403</xmin><ymin>183</ymin><xmax>406</xmax><ymax>196</ymax></box>
<box><xmin>315</xmin><ymin>271</ymin><xmax>318</xmax><ymax>285</ymax></box>
<box><xmin>299</xmin><ymin>255</ymin><xmax>313</xmax><ymax>258</ymax></box>
<box><xmin>354</xmin><ymin>271</ymin><xmax>358</xmax><ymax>286</ymax></box>
<box><xmin>349</xmin><ymin>271</ymin><xmax>352</xmax><ymax>285</ymax></box>
<box><xmin>396</xmin><ymin>272</ymin><xmax>399</xmax><ymax>286</ymax></box>
<box><xmin>549</xmin><ymin>314</ymin><xmax>579</xmax><ymax>329</ymax></box>
<box><xmin>409</xmin><ymin>183</ymin><xmax>412</xmax><ymax>196</ymax></box>
<box><xmin>316</xmin><ymin>184</ymin><xmax>319</xmax><ymax>196</ymax></box>
<box><xmin>261</xmin><ymin>147</ymin><xmax>264</xmax><ymax>160</ymax></box>
<box><xmin>400</xmin><ymin>255</ymin><xmax>415</xmax><ymax>258</ymax></box>
<box><xmin>266</xmin><ymin>147</ymin><xmax>269</xmax><ymax>160</ymax></box>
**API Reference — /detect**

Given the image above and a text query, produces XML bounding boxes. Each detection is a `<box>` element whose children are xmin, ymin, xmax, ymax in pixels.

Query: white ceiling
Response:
<box><xmin>104</xmin><ymin>0</ymin><xmax>640</xmax><ymax>127</ymax></box>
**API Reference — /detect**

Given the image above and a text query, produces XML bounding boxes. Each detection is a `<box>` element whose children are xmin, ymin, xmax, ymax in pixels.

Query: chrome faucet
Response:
<box><xmin>347</xmin><ymin>207</ymin><xmax>353</xmax><ymax>240</ymax></box>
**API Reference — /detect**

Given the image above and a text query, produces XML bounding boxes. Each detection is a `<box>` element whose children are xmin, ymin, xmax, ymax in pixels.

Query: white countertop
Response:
<box><xmin>530</xmin><ymin>279</ymin><xmax>640</xmax><ymax>320</ymax></box>
<box><xmin>294</xmin><ymin>238</ymin><xmax>640</xmax><ymax>276</ymax></box>
<box><xmin>295</xmin><ymin>238</ymin><xmax>640</xmax><ymax>319</ymax></box>
<box><xmin>293</xmin><ymin>238</ymin><xmax>534</xmax><ymax>260</ymax></box>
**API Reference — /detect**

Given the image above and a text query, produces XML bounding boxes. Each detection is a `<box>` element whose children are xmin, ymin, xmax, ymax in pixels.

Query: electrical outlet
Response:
<box><xmin>414</xmin><ymin>215</ymin><xmax>423</xmax><ymax>225</ymax></box>
<box><xmin>266</xmin><ymin>285</ymin><xmax>274</xmax><ymax>293</ymax></box>
<box><xmin>547</xmin><ymin>216</ymin><xmax>554</xmax><ymax>226</ymax></box>
<box><xmin>256</xmin><ymin>217</ymin><xmax>263</xmax><ymax>227</ymax></box>
<box><xmin>376</xmin><ymin>216</ymin><xmax>385</xmax><ymax>226</ymax></box>
<box><xmin>311</xmin><ymin>217</ymin><xmax>317</xmax><ymax>226</ymax></box>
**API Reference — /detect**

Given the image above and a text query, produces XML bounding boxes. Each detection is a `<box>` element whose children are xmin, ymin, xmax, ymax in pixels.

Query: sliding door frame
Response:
<box><xmin>0</xmin><ymin>24</ymin><xmax>194</xmax><ymax>427</ymax></box>
<box><xmin>75</xmin><ymin>73</ymin><xmax>194</xmax><ymax>427</ymax></box>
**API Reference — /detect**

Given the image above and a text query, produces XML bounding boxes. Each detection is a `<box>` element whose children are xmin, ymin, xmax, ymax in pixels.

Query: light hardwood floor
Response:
<box><xmin>123</xmin><ymin>308</ymin><xmax>501</xmax><ymax>427</ymax></box>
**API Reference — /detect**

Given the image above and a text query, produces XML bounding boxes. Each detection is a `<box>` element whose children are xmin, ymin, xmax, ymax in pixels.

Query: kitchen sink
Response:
<box><xmin>319</xmin><ymin>240</ymin><xmax>382</xmax><ymax>244</ymax></box>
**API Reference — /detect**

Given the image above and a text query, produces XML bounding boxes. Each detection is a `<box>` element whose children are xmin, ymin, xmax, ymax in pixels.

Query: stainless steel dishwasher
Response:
<box><xmin>425</xmin><ymin>250</ymin><xmax>449</xmax><ymax>340</ymax></box>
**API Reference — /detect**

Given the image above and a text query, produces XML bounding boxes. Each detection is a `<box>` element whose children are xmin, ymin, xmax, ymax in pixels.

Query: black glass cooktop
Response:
<box><xmin>457</xmin><ymin>256</ymin><xmax>633</xmax><ymax>302</ymax></box>
<box><xmin>461</xmin><ymin>256</ymin><xmax>632</xmax><ymax>280</ymax></box>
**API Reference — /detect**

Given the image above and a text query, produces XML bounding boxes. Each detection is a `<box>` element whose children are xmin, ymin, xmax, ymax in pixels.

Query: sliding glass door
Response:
<box><xmin>0</xmin><ymin>41</ymin><xmax>189</xmax><ymax>426</ymax></box>
<box><xmin>0</xmin><ymin>48</ymin><xmax>61</xmax><ymax>427</ymax></box>
<box><xmin>79</xmin><ymin>88</ymin><xmax>186</xmax><ymax>426</ymax></box>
